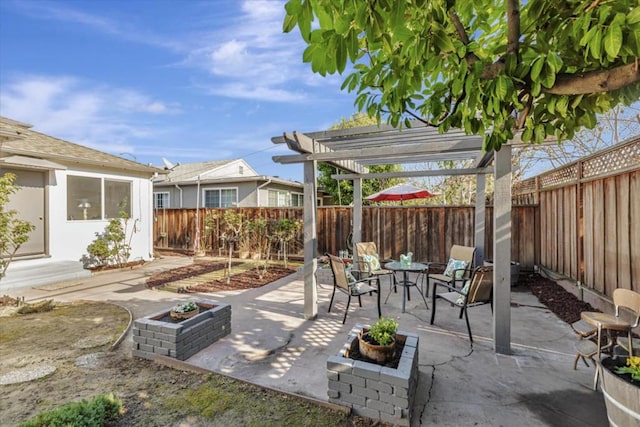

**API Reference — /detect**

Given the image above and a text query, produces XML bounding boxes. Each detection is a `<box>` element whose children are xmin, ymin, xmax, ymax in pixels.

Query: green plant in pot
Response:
<box><xmin>358</xmin><ymin>317</ymin><xmax>398</xmax><ymax>364</ymax></box>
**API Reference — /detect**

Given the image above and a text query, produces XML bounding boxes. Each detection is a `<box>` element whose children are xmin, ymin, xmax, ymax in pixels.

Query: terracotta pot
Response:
<box><xmin>358</xmin><ymin>329</ymin><xmax>396</xmax><ymax>363</ymax></box>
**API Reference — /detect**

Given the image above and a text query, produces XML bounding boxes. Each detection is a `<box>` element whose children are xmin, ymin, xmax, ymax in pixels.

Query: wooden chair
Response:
<box><xmin>574</xmin><ymin>289</ymin><xmax>639</xmax><ymax>389</ymax></box>
<box><xmin>430</xmin><ymin>265</ymin><xmax>493</xmax><ymax>344</ymax></box>
<box><xmin>326</xmin><ymin>253</ymin><xmax>381</xmax><ymax>324</ymax></box>
<box><xmin>354</xmin><ymin>241</ymin><xmax>397</xmax><ymax>293</ymax></box>
<box><xmin>571</xmin><ymin>320</ymin><xmax>598</xmax><ymax>369</ymax></box>
<box><xmin>426</xmin><ymin>245</ymin><xmax>476</xmax><ymax>295</ymax></box>
<box><xmin>611</xmin><ymin>289</ymin><xmax>640</xmax><ymax>357</ymax></box>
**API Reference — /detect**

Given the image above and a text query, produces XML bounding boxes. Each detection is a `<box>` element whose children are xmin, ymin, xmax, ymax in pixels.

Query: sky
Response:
<box><xmin>0</xmin><ymin>0</ymin><xmax>360</xmax><ymax>182</ymax></box>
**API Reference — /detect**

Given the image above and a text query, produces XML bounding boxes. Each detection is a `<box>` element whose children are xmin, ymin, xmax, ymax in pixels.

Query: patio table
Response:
<box><xmin>580</xmin><ymin>311</ymin><xmax>631</xmax><ymax>389</ymax></box>
<box><xmin>384</xmin><ymin>261</ymin><xmax>430</xmax><ymax>313</ymax></box>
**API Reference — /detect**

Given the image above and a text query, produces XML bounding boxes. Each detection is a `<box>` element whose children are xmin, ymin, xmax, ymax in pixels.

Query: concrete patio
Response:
<box><xmin>13</xmin><ymin>256</ymin><xmax>608</xmax><ymax>426</ymax></box>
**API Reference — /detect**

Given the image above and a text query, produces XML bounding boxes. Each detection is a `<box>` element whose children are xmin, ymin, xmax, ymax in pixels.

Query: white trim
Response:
<box><xmin>203</xmin><ymin>186</ymin><xmax>238</xmax><ymax>208</ymax></box>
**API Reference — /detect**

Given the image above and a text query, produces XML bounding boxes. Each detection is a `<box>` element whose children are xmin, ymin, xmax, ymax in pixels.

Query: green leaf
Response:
<box><xmin>556</xmin><ymin>96</ymin><xmax>568</xmax><ymax>117</ymax></box>
<box><xmin>579</xmin><ymin>26</ymin><xmax>597</xmax><ymax>47</ymax></box>
<box><xmin>590</xmin><ymin>29</ymin><xmax>602</xmax><ymax>59</ymax></box>
<box><xmin>283</xmin><ymin>14</ymin><xmax>298</xmax><ymax>33</ymax></box>
<box><xmin>433</xmin><ymin>27</ymin><xmax>455</xmax><ymax>52</ymax></box>
<box><xmin>336</xmin><ymin>39</ymin><xmax>346</xmax><ymax>73</ymax></box>
<box><xmin>628</xmin><ymin>6</ymin><xmax>640</xmax><ymax>25</ymax></box>
<box><xmin>495</xmin><ymin>75</ymin><xmax>508</xmax><ymax>98</ymax></box>
<box><xmin>547</xmin><ymin>97</ymin><xmax>556</xmax><ymax>114</ymax></box>
<box><xmin>530</xmin><ymin>56</ymin><xmax>544</xmax><ymax>81</ymax></box>
<box><xmin>541</xmin><ymin>63</ymin><xmax>556</xmax><ymax>89</ymax></box>
<box><xmin>603</xmin><ymin>21</ymin><xmax>623</xmax><ymax>58</ymax></box>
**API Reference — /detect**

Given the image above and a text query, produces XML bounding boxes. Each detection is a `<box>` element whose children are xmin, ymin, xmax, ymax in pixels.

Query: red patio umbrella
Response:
<box><xmin>365</xmin><ymin>183</ymin><xmax>435</xmax><ymax>204</ymax></box>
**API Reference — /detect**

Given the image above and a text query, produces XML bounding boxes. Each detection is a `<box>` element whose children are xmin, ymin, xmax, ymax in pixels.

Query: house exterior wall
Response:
<box><xmin>4</xmin><ymin>165</ymin><xmax>154</xmax><ymax>270</ymax></box>
<box><xmin>200</xmin><ymin>159</ymin><xmax>257</xmax><ymax>179</ymax></box>
<box><xmin>155</xmin><ymin>181</ymin><xmax>307</xmax><ymax>208</ymax></box>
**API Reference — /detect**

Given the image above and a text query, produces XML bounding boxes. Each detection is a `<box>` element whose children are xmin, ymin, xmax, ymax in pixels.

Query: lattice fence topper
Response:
<box><xmin>512</xmin><ymin>137</ymin><xmax>640</xmax><ymax>195</ymax></box>
<box><xmin>540</xmin><ymin>164</ymin><xmax>579</xmax><ymax>188</ymax></box>
<box><xmin>512</xmin><ymin>178</ymin><xmax>537</xmax><ymax>195</ymax></box>
<box><xmin>582</xmin><ymin>140</ymin><xmax>640</xmax><ymax>179</ymax></box>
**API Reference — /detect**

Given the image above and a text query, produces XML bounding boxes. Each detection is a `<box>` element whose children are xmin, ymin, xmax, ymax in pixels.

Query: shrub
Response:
<box><xmin>17</xmin><ymin>300</ymin><xmax>55</xmax><ymax>314</ymax></box>
<box><xmin>19</xmin><ymin>393</ymin><xmax>121</xmax><ymax>427</ymax></box>
<box><xmin>368</xmin><ymin>317</ymin><xmax>398</xmax><ymax>346</ymax></box>
<box><xmin>0</xmin><ymin>172</ymin><xmax>35</xmax><ymax>279</ymax></box>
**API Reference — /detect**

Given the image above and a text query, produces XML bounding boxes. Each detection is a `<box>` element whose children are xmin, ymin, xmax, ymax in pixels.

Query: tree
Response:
<box><xmin>271</xmin><ymin>218</ymin><xmax>302</xmax><ymax>268</ymax></box>
<box><xmin>515</xmin><ymin>103</ymin><xmax>640</xmax><ymax>175</ymax></box>
<box><xmin>319</xmin><ymin>112</ymin><xmax>404</xmax><ymax>204</ymax></box>
<box><xmin>0</xmin><ymin>173</ymin><xmax>35</xmax><ymax>279</ymax></box>
<box><xmin>283</xmin><ymin>1</ymin><xmax>640</xmax><ymax>151</ymax></box>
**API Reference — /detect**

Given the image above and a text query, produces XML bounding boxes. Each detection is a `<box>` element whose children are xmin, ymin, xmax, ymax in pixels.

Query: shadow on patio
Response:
<box><xmin>186</xmin><ymin>270</ymin><xmax>607</xmax><ymax>427</ymax></box>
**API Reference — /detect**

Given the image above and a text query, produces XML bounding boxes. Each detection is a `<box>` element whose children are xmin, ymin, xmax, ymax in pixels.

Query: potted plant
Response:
<box><xmin>357</xmin><ymin>317</ymin><xmax>398</xmax><ymax>363</ymax></box>
<box><xmin>169</xmin><ymin>301</ymin><xmax>199</xmax><ymax>320</ymax></box>
<box><xmin>599</xmin><ymin>355</ymin><xmax>640</xmax><ymax>426</ymax></box>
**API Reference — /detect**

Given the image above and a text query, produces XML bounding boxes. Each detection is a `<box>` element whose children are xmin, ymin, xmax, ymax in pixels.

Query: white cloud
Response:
<box><xmin>185</xmin><ymin>0</ymin><xmax>322</xmax><ymax>102</ymax></box>
<box><xmin>0</xmin><ymin>74</ymin><xmax>180</xmax><ymax>156</ymax></box>
<box><xmin>208</xmin><ymin>83</ymin><xmax>305</xmax><ymax>103</ymax></box>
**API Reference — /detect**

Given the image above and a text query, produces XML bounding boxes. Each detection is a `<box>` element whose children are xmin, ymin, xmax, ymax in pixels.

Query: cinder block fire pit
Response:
<box><xmin>133</xmin><ymin>299</ymin><xmax>231</xmax><ymax>361</ymax></box>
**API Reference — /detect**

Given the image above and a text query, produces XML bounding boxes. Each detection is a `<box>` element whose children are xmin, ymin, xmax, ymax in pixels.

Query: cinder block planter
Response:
<box><xmin>132</xmin><ymin>299</ymin><xmax>231</xmax><ymax>361</ymax></box>
<box><xmin>327</xmin><ymin>324</ymin><xmax>419</xmax><ymax>426</ymax></box>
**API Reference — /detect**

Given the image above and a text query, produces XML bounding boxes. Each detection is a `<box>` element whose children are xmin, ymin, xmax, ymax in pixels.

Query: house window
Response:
<box><xmin>105</xmin><ymin>179</ymin><xmax>131</xmax><ymax>218</ymax></box>
<box><xmin>268</xmin><ymin>190</ymin><xmax>290</xmax><ymax>207</ymax></box>
<box><xmin>291</xmin><ymin>193</ymin><xmax>304</xmax><ymax>206</ymax></box>
<box><xmin>154</xmin><ymin>192</ymin><xmax>170</xmax><ymax>209</ymax></box>
<box><xmin>204</xmin><ymin>188</ymin><xmax>237</xmax><ymax>208</ymax></box>
<box><xmin>67</xmin><ymin>176</ymin><xmax>132</xmax><ymax>220</ymax></box>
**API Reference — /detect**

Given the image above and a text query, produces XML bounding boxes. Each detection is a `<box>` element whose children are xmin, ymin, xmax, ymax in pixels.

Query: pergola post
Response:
<box><xmin>493</xmin><ymin>145</ymin><xmax>512</xmax><ymax>354</ymax></box>
<box><xmin>303</xmin><ymin>159</ymin><xmax>318</xmax><ymax>320</ymax></box>
<box><xmin>352</xmin><ymin>178</ymin><xmax>363</xmax><ymax>248</ymax></box>
<box><xmin>474</xmin><ymin>174</ymin><xmax>486</xmax><ymax>267</ymax></box>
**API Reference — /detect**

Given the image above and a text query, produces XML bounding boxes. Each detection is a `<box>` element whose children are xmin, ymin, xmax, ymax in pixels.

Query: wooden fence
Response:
<box><xmin>513</xmin><ymin>136</ymin><xmax>640</xmax><ymax>297</ymax></box>
<box><xmin>154</xmin><ymin>205</ymin><xmax>539</xmax><ymax>269</ymax></box>
<box><xmin>153</xmin><ymin>137</ymin><xmax>638</xmax><ymax>299</ymax></box>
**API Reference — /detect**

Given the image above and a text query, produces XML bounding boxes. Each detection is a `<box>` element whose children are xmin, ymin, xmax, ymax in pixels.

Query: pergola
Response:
<box><xmin>271</xmin><ymin>121</ymin><xmax>528</xmax><ymax>354</ymax></box>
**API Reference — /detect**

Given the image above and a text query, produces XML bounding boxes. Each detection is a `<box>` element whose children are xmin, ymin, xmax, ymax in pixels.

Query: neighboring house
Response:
<box><xmin>0</xmin><ymin>116</ymin><xmax>163</xmax><ymax>289</ymax></box>
<box><xmin>153</xmin><ymin>159</ymin><xmax>324</xmax><ymax>208</ymax></box>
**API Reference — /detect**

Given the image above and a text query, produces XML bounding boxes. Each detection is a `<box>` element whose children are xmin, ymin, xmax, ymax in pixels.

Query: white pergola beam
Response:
<box><xmin>274</xmin><ymin>138</ymin><xmax>483</xmax><ymax>164</ymax></box>
<box><xmin>332</xmin><ymin>167</ymin><xmax>492</xmax><ymax>180</ymax></box>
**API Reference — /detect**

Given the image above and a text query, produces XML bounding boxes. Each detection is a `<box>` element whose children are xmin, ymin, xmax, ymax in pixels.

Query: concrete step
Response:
<box><xmin>1</xmin><ymin>260</ymin><xmax>91</xmax><ymax>291</ymax></box>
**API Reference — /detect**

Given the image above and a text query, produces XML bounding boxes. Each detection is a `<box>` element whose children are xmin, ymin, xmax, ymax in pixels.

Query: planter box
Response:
<box><xmin>132</xmin><ymin>299</ymin><xmax>231</xmax><ymax>361</ymax></box>
<box><xmin>484</xmin><ymin>260</ymin><xmax>521</xmax><ymax>286</ymax></box>
<box><xmin>327</xmin><ymin>324</ymin><xmax>419</xmax><ymax>426</ymax></box>
<box><xmin>599</xmin><ymin>357</ymin><xmax>640</xmax><ymax>427</ymax></box>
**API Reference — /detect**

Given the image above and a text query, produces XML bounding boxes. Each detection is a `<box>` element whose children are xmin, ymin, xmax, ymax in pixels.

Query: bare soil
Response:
<box><xmin>1</xmin><ymin>263</ymin><xmax>383</xmax><ymax>427</ymax></box>
<box><xmin>0</xmin><ymin>262</ymin><xmax>593</xmax><ymax>426</ymax></box>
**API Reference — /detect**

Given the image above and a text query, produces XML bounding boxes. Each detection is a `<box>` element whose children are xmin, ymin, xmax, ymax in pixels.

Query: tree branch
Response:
<box><xmin>544</xmin><ymin>61</ymin><xmax>640</xmax><ymax>95</ymax></box>
<box><xmin>506</xmin><ymin>0</ymin><xmax>520</xmax><ymax>56</ymax></box>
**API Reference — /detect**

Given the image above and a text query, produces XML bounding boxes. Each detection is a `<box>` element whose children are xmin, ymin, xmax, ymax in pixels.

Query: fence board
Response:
<box><xmin>631</xmin><ymin>171</ymin><xmax>640</xmax><ymax>292</ymax></box>
<box><xmin>583</xmin><ymin>185</ymin><xmax>594</xmax><ymax>288</ymax></box>
<box><xmin>593</xmin><ymin>180</ymin><xmax>605</xmax><ymax>294</ymax></box>
<box><xmin>616</xmin><ymin>174</ymin><xmax>631</xmax><ymax>290</ymax></box>
<box><xmin>154</xmin><ymin>206</ymin><xmax>539</xmax><ymax>270</ymax></box>
<box><xmin>604</xmin><ymin>178</ymin><xmax>618</xmax><ymax>296</ymax></box>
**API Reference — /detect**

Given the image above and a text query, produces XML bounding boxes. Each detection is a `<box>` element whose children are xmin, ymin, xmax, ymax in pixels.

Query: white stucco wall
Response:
<box><xmin>45</xmin><ymin>168</ymin><xmax>154</xmax><ymax>264</ymax></box>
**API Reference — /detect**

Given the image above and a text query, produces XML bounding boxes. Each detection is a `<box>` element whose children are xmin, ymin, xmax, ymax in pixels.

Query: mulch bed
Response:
<box><xmin>519</xmin><ymin>272</ymin><xmax>597</xmax><ymax>324</ymax></box>
<box><xmin>145</xmin><ymin>262</ymin><xmax>234</xmax><ymax>288</ymax></box>
<box><xmin>186</xmin><ymin>266</ymin><xmax>297</xmax><ymax>292</ymax></box>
